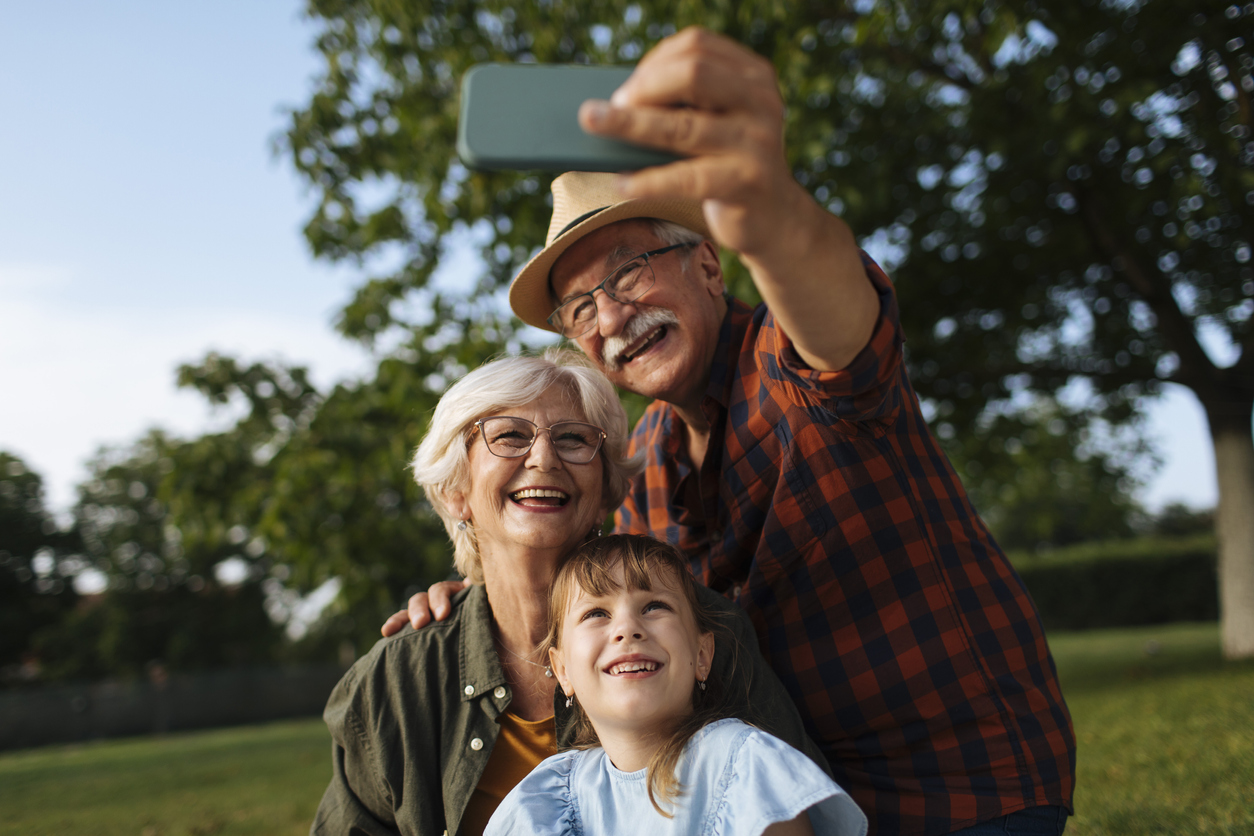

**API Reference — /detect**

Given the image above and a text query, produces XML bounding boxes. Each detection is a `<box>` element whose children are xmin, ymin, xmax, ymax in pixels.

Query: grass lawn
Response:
<box><xmin>1050</xmin><ymin>622</ymin><xmax>1254</xmax><ymax>836</ymax></box>
<box><xmin>0</xmin><ymin>622</ymin><xmax>1250</xmax><ymax>835</ymax></box>
<box><xmin>0</xmin><ymin>717</ymin><xmax>330</xmax><ymax>836</ymax></box>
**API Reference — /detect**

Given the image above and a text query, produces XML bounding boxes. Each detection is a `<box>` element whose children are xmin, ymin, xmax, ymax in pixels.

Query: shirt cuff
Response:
<box><xmin>765</xmin><ymin>252</ymin><xmax>904</xmax><ymax>414</ymax></box>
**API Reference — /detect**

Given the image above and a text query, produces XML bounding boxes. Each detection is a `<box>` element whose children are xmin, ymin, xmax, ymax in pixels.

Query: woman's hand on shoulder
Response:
<box><xmin>379</xmin><ymin>580</ymin><xmax>469</xmax><ymax>636</ymax></box>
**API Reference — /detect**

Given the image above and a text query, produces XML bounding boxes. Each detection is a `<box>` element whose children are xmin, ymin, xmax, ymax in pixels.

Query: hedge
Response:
<box><xmin>1006</xmin><ymin>535</ymin><xmax>1218</xmax><ymax>631</ymax></box>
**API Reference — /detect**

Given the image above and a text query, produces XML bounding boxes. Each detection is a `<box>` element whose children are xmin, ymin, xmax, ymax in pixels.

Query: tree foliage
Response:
<box><xmin>163</xmin><ymin>352</ymin><xmax>455</xmax><ymax>657</ymax></box>
<box><xmin>0</xmin><ymin>453</ymin><xmax>78</xmax><ymax>681</ymax></box>
<box><xmin>26</xmin><ymin>431</ymin><xmax>283</xmax><ymax>681</ymax></box>
<box><xmin>944</xmin><ymin>406</ymin><xmax>1148</xmax><ymax>551</ymax></box>
<box><xmin>223</xmin><ymin>353</ymin><xmax>460</xmax><ymax>653</ymax></box>
<box><xmin>17</xmin><ymin>0</ymin><xmax>1228</xmax><ymax>672</ymax></box>
<box><xmin>284</xmin><ymin>0</ymin><xmax>1249</xmax><ymax>420</ymax></box>
<box><xmin>282</xmin><ymin>0</ymin><xmax>1251</xmax><ymax>544</ymax></box>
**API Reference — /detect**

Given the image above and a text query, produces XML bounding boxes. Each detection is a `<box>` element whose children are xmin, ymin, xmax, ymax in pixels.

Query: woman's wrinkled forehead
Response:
<box><xmin>468</xmin><ymin>383</ymin><xmax>586</xmax><ymax>439</ymax></box>
<box><xmin>506</xmin><ymin>383</ymin><xmax>585</xmax><ymax>419</ymax></box>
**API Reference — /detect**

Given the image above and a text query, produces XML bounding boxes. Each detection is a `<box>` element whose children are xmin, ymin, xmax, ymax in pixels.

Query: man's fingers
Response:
<box><xmin>581</xmin><ymin>101</ymin><xmax>782</xmax><ymax>166</ymax></box>
<box><xmin>425</xmin><ymin>579</ymin><xmax>468</xmax><ymax>622</ymax></box>
<box><xmin>618</xmin><ymin>155</ymin><xmax>795</xmax><ymax>258</ymax></box>
<box><xmin>582</xmin><ymin>101</ymin><xmax>723</xmax><ymax>156</ymax></box>
<box><xmin>612</xmin><ymin>27</ymin><xmax>776</xmax><ymax>112</ymax></box>
<box><xmin>405</xmin><ymin>592</ymin><xmax>433</xmax><ymax>630</ymax></box>
<box><xmin>618</xmin><ymin>153</ymin><xmax>772</xmax><ymax>206</ymax></box>
<box><xmin>381</xmin><ymin>609</ymin><xmax>411</xmax><ymax>637</ymax></box>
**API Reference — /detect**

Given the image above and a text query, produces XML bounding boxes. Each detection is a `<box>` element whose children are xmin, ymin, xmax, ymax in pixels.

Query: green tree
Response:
<box><xmin>944</xmin><ymin>407</ymin><xmax>1149</xmax><ymax>551</ymax></box>
<box><xmin>283</xmin><ymin>0</ymin><xmax>1253</xmax><ymax>656</ymax></box>
<box><xmin>36</xmin><ymin>431</ymin><xmax>282</xmax><ymax>681</ymax></box>
<box><xmin>170</xmin><ymin>351</ymin><xmax>466</xmax><ymax>656</ymax></box>
<box><xmin>33</xmin><ymin>357</ymin><xmax>331</xmax><ymax>680</ymax></box>
<box><xmin>1151</xmin><ymin>501</ymin><xmax>1215</xmax><ymax>537</ymax></box>
<box><xmin>0</xmin><ymin>453</ymin><xmax>78</xmax><ymax>682</ymax></box>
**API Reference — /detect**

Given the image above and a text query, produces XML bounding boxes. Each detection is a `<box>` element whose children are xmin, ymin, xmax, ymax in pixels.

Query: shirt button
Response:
<box><xmin>493</xmin><ymin>686</ymin><xmax>507</xmax><ymax>699</ymax></box>
<box><xmin>464</xmin><ymin>685</ymin><xmax>475</xmax><ymax>696</ymax></box>
<box><xmin>470</xmin><ymin>738</ymin><xmax>483</xmax><ymax>751</ymax></box>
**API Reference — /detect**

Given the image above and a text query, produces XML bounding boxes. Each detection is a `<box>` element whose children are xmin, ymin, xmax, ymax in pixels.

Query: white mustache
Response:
<box><xmin>601</xmin><ymin>307</ymin><xmax>680</xmax><ymax>371</ymax></box>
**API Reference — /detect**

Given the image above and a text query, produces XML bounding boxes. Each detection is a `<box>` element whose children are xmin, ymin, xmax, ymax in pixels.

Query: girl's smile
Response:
<box><xmin>604</xmin><ymin>653</ymin><xmax>662</xmax><ymax>677</ymax></box>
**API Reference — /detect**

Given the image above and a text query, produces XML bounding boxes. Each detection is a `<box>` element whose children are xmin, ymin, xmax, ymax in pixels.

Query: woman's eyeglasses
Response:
<box><xmin>472</xmin><ymin>416</ymin><xmax>606</xmax><ymax>463</ymax></box>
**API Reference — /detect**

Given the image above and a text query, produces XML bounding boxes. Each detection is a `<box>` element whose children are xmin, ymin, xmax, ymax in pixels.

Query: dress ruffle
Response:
<box><xmin>486</xmin><ymin>720</ymin><xmax>867</xmax><ymax>836</ymax></box>
<box><xmin>484</xmin><ymin>750</ymin><xmax>581</xmax><ymax>836</ymax></box>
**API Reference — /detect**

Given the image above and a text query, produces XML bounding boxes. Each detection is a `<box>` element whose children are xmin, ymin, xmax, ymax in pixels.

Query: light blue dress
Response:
<box><xmin>485</xmin><ymin>718</ymin><xmax>868</xmax><ymax>836</ymax></box>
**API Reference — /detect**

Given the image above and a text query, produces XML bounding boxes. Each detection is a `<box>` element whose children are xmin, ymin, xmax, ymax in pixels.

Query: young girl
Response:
<box><xmin>485</xmin><ymin>534</ymin><xmax>867</xmax><ymax>836</ymax></box>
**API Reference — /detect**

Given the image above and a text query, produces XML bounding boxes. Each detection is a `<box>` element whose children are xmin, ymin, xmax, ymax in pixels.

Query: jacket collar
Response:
<box><xmin>457</xmin><ymin>584</ymin><xmax>509</xmax><ymax>702</ymax></box>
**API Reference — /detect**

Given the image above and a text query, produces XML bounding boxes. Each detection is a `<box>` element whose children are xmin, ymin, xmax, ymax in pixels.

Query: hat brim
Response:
<box><xmin>509</xmin><ymin>195</ymin><xmax>710</xmax><ymax>332</ymax></box>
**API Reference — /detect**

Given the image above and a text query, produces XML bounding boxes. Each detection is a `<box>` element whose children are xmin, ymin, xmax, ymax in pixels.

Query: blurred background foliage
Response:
<box><xmin>4</xmin><ymin>0</ymin><xmax>1250</xmax><ymax>683</ymax></box>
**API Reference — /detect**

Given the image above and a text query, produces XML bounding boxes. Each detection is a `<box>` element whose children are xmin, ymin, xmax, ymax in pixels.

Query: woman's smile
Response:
<box><xmin>508</xmin><ymin>486</ymin><xmax>571</xmax><ymax>508</ymax></box>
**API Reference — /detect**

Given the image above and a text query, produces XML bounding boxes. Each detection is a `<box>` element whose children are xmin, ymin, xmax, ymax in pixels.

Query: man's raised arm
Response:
<box><xmin>580</xmin><ymin>27</ymin><xmax>879</xmax><ymax>372</ymax></box>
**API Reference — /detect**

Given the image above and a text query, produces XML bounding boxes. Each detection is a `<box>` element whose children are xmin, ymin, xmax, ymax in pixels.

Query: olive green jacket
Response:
<box><xmin>310</xmin><ymin>583</ymin><xmax>827</xmax><ymax>836</ymax></box>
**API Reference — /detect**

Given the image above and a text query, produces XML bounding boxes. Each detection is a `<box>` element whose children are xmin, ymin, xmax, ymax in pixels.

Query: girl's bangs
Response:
<box><xmin>568</xmin><ymin>546</ymin><xmax>679</xmax><ymax>597</ymax></box>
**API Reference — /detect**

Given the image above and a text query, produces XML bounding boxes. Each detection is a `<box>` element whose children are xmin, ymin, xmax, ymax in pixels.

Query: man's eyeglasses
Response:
<box><xmin>546</xmin><ymin>242</ymin><xmax>694</xmax><ymax>339</ymax></box>
<box><xmin>471</xmin><ymin>416</ymin><xmax>606</xmax><ymax>464</ymax></box>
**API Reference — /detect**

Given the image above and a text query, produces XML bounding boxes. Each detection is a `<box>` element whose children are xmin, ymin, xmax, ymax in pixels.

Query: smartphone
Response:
<box><xmin>457</xmin><ymin>63</ymin><xmax>681</xmax><ymax>172</ymax></box>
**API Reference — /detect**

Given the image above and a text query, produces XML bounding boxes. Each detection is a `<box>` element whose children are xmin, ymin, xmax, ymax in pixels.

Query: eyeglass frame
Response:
<box><xmin>546</xmin><ymin>242</ymin><xmax>695</xmax><ymax>339</ymax></box>
<box><xmin>470</xmin><ymin>416</ymin><xmax>607</xmax><ymax>464</ymax></box>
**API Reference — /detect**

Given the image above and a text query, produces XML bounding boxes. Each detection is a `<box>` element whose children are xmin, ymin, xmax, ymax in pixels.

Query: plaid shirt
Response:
<box><xmin>615</xmin><ymin>257</ymin><xmax>1076</xmax><ymax>836</ymax></box>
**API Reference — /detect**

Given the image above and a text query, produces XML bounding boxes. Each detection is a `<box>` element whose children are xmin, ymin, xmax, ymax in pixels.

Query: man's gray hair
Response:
<box><xmin>410</xmin><ymin>348</ymin><xmax>643</xmax><ymax>583</ymax></box>
<box><xmin>646</xmin><ymin>219</ymin><xmax>706</xmax><ymax>249</ymax></box>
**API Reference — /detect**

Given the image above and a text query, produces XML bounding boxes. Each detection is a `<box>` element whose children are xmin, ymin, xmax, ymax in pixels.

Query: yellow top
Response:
<box><xmin>459</xmin><ymin>712</ymin><xmax>557</xmax><ymax>836</ymax></box>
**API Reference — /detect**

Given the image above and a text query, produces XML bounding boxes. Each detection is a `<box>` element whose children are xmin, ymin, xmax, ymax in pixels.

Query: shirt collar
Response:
<box><xmin>458</xmin><ymin>584</ymin><xmax>508</xmax><ymax>701</ymax></box>
<box><xmin>704</xmin><ymin>297</ymin><xmax>755</xmax><ymax>410</ymax></box>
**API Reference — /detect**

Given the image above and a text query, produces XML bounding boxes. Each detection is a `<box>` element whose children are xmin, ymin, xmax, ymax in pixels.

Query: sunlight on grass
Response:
<box><xmin>0</xmin><ymin>624</ymin><xmax>1250</xmax><ymax>835</ymax></box>
<box><xmin>0</xmin><ymin>718</ymin><xmax>329</xmax><ymax>836</ymax></box>
<box><xmin>1050</xmin><ymin>623</ymin><xmax>1254</xmax><ymax>836</ymax></box>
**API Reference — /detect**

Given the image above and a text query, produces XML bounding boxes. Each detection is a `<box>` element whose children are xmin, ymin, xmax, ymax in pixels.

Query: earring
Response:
<box><xmin>457</xmin><ymin>519</ymin><xmax>468</xmax><ymax>531</ymax></box>
<box><xmin>565</xmin><ymin>694</ymin><xmax>574</xmax><ymax>708</ymax></box>
<box><xmin>698</xmin><ymin>679</ymin><xmax>706</xmax><ymax>691</ymax></box>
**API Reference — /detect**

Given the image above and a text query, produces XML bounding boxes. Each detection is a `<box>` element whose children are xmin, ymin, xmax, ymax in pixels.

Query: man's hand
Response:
<box><xmin>579</xmin><ymin>27</ymin><xmax>878</xmax><ymax>372</ymax></box>
<box><xmin>580</xmin><ymin>27</ymin><xmax>797</xmax><ymax>261</ymax></box>
<box><xmin>379</xmin><ymin>579</ymin><xmax>468</xmax><ymax>637</ymax></box>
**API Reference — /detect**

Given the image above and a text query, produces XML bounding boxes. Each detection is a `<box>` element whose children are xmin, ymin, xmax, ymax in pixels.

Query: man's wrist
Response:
<box><xmin>740</xmin><ymin>188</ymin><xmax>854</xmax><ymax>290</ymax></box>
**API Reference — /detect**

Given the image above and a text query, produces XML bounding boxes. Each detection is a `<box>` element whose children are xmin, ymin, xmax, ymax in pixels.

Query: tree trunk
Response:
<box><xmin>1208</xmin><ymin>404</ymin><xmax>1254</xmax><ymax>660</ymax></box>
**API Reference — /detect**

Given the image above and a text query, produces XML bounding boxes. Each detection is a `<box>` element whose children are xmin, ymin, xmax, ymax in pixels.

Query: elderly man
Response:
<box><xmin>392</xmin><ymin>28</ymin><xmax>1075</xmax><ymax>836</ymax></box>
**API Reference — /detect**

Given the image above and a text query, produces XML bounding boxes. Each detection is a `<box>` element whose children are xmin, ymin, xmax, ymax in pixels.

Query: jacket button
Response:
<box><xmin>493</xmin><ymin>686</ymin><xmax>507</xmax><ymax>699</ymax></box>
<box><xmin>470</xmin><ymin>738</ymin><xmax>483</xmax><ymax>751</ymax></box>
<box><xmin>464</xmin><ymin>685</ymin><xmax>475</xmax><ymax>696</ymax></box>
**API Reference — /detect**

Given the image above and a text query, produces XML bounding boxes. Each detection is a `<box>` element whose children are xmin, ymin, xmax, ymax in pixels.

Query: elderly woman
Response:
<box><xmin>311</xmin><ymin>349</ymin><xmax>822</xmax><ymax>836</ymax></box>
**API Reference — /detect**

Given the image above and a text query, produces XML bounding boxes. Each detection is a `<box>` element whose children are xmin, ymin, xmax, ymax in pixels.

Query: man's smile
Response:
<box><xmin>619</xmin><ymin>325</ymin><xmax>668</xmax><ymax>364</ymax></box>
<box><xmin>602</xmin><ymin>307</ymin><xmax>680</xmax><ymax>371</ymax></box>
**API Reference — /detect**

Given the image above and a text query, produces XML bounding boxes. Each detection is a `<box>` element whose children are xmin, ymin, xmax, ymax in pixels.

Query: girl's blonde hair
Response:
<box><xmin>543</xmin><ymin>534</ymin><xmax>733</xmax><ymax>816</ymax></box>
<box><xmin>410</xmin><ymin>348</ymin><xmax>642</xmax><ymax>583</ymax></box>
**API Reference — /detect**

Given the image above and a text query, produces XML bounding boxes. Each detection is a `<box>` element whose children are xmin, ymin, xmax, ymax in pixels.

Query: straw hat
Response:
<box><xmin>508</xmin><ymin>171</ymin><xmax>710</xmax><ymax>332</ymax></box>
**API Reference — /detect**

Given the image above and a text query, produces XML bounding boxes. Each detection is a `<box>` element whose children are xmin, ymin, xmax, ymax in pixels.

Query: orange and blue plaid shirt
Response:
<box><xmin>615</xmin><ymin>256</ymin><xmax>1076</xmax><ymax>836</ymax></box>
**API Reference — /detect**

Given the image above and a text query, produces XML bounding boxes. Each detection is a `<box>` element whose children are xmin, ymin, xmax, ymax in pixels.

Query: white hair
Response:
<box><xmin>410</xmin><ymin>347</ymin><xmax>642</xmax><ymax>583</ymax></box>
<box><xmin>645</xmin><ymin>218</ymin><xmax>706</xmax><ymax>249</ymax></box>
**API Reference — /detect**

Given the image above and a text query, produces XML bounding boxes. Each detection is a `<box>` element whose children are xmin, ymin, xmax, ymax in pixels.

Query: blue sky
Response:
<box><xmin>0</xmin><ymin>1</ymin><xmax>1218</xmax><ymax>516</ymax></box>
<box><xmin>0</xmin><ymin>1</ymin><xmax>369</xmax><ymax>513</ymax></box>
